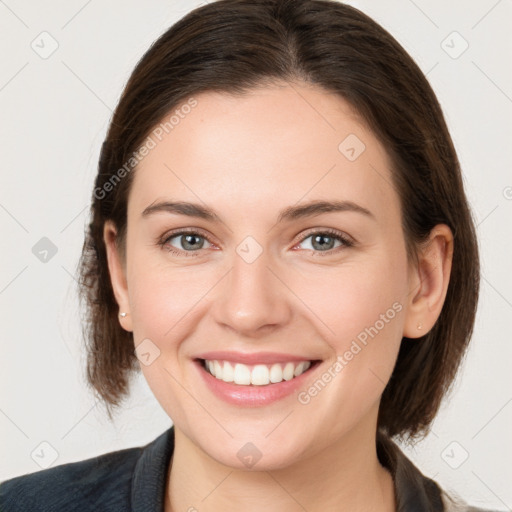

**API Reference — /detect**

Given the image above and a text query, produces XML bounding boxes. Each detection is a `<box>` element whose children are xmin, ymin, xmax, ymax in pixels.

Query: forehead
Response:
<box><xmin>129</xmin><ymin>84</ymin><xmax>399</xmax><ymax>225</ymax></box>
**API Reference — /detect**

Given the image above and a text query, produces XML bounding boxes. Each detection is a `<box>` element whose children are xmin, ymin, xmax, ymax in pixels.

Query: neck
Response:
<box><xmin>165</xmin><ymin>417</ymin><xmax>396</xmax><ymax>512</ymax></box>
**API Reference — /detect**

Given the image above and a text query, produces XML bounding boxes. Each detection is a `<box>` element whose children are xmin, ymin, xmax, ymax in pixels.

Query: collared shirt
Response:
<box><xmin>0</xmin><ymin>426</ymin><xmax>496</xmax><ymax>511</ymax></box>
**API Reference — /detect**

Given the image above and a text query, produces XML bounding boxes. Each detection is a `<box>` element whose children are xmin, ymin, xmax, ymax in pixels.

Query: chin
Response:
<box><xmin>209</xmin><ymin>442</ymin><xmax>305</xmax><ymax>472</ymax></box>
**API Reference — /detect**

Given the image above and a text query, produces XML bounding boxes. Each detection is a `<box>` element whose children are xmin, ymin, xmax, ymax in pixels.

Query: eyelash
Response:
<box><xmin>157</xmin><ymin>228</ymin><xmax>354</xmax><ymax>258</ymax></box>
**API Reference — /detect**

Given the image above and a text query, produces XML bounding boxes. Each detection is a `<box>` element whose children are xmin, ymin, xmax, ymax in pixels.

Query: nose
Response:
<box><xmin>211</xmin><ymin>244</ymin><xmax>293</xmax><ymax>337</ymax></box>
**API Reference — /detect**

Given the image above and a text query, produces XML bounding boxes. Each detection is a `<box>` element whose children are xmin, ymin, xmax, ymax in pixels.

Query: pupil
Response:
<box><xmin>313</xmin><ymin>234</ymin><xmax>333</xmax><ymax>251</ymax></box>
<box><xmin>184</xmin><ymin>234</ymin><xmax>202</xmax><ymax>250</ymax></box>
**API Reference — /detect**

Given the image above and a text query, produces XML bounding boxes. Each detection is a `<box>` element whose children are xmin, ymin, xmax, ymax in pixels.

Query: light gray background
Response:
<box><xmin>1</xmin><ymin>0</ymin><xmax>511</xmax><ymax>509</ymax></box>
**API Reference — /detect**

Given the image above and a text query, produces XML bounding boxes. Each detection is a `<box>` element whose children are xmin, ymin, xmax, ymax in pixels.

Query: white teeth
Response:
<box><xmin>269</xmin><ymin>363</ymin><xmax>283</xmax><ymax>383</ymax></box>
<box><xmin>294</xmin><ymin>361</ymin><xmax>309</xmax><ymax>377</ymax></box>
<box><xmin>203</xmin><ymin>359</ymin><xmax>312</xmax><ymax>386</ymax></box>
<box><xmin>222</xmin><ymin>361</ymin><xmax>234</xmax><ymax>382</ymax></box>
<box><xmin>233</xmin><ymin>363</ymin><xmax>251</xmax><ymax>385</ymax></box>
<box><xmin>214</xmin><ymin>360</ymin><xmax>223</xmax><ymax>379</ymax></box>
<box><xmin>283</xmin><ymin>362</ymin><xmax>295</xmax><ymax>381</ymax></box>
<box><xmin>251</xmin><ymin>365</ymin><xmax>270</xmax><ymax>386</ymax></box>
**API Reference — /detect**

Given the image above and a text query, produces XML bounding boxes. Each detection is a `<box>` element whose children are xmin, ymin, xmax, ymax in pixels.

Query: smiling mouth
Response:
<box><xmin>198</xmin><ymin>358</ymin><xmax>320</xmax><ymax>386</ymax></box>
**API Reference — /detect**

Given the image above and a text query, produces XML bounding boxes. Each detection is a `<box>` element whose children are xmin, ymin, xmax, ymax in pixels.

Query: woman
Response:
<box><xmin>0</xmin><ymin>0</ymin><xmax>496</xmax><ymax>510</ymax></box>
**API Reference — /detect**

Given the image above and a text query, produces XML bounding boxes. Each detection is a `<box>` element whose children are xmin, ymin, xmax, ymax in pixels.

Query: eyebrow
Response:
<box><xmin>141</xmin><ymin>199</ymin><xmax>375</xmax><ymax>223</ymax></box>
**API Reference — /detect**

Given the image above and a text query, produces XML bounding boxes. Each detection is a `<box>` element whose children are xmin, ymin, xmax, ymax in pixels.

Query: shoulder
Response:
<box><xmin>440</xmin><ymin>488</ymin><xmax>503</xmax><ymax>512</ymax></box>
<box><xmin>0</xmin><ymin>443</ymin><xmax>144</xmax><ymax>512</ymax></box>
<box><xmin>376</xmin><ymin>430</ymin><xmax>501</xmax><ymax>512</ymax></box>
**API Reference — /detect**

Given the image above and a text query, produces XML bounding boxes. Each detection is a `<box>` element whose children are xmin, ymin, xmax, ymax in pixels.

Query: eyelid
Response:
<box><xmin>159</xmin><ymin>227</ymin><xmax>217</xmax><ymax>249</ymax></box>
<box><xmin>293</xmin><ymin>227</ymin><xmax>355</xmax><ymax>247</ymax></box>
<box><xmin>158</xmin><ymin>226</ymin><xmax>355</xmax><ymax>256</ymax></box>
<box><xmin>161</xmin><ymin>227</ymin><xmax>215</xmax><ymax>241</ymax></box>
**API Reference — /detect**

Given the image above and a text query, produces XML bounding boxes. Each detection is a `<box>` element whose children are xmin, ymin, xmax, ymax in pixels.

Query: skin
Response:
<box><xmin>104</xmin><ymin>82</ymin><xmax>453</xmax><ymax>512</ymax></box>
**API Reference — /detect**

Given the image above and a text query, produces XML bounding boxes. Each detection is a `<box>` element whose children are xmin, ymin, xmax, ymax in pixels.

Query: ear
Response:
<box><xmin>103</xmin><ymin>220</ymin><xmax>133</xmax><ymax>332</ymax></box>
<box><xmin>403</xmin><ymin>224</ymin><xmax>454</xmax><ymax>338</ymax></box>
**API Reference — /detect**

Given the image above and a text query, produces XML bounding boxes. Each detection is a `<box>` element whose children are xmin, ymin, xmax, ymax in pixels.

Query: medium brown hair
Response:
<box><xmin>78</xmin><ymin>0</ymin><xmax>479</xmax><ymax>440</ymax></box>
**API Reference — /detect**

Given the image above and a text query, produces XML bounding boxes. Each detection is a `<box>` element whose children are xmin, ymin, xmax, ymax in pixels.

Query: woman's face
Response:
<box><xmin>109</xmin><ymin>83</ymin><xmax>416</xmax><ymax>469</ymax></box>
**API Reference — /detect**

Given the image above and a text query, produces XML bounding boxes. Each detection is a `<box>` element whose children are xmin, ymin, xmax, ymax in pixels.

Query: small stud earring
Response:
<box><xmin>119</xmin><ymin>312</ymin><xmax>128</xmax><ymax>318</ymax></box>
<box><xmin>417</xmin><ymin>322</ymin><xmax>422</xmax><ymax>330</ymax></box>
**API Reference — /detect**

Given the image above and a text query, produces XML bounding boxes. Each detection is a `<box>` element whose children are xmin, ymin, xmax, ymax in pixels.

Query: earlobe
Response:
<box><xmin>103</xmin><ymin>220</ymin><xmax>133</xmax><ymax>332</ymax></box>
<box><xmin>403</xmin><ymin>224</ymin><xmax>453</xmax><ymax>339</ymax></box>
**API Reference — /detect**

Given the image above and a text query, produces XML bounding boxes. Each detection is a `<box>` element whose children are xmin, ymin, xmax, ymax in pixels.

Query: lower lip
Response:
<box><xmin>194</xmin><ymin>359</ymin><xmax>320</xmax><ymax>407</ymax></box>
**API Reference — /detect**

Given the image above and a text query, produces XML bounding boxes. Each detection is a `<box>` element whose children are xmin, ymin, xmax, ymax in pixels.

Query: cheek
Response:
<box><xmin>296</xmin><ymin>247</ymin><xmax>407</xmax><ymax>341</ymax></box>
<box><xmin>287</xmin><ymin>249</ymin><xmax>408</xmax><ymax>440</ymax></box>
<box><xmin>125</xmin><ymin>250</ymin><xmax>209</xmax><ymax>424</ymax></box>
<box><xmin>295</xmin><ymin>245</ymin><xmax>408</xmax><ymax>391</ymax></box>
<box><xmin>126</xmin><ymin>246</ymin><xmax>208</xmax><ymax>343</ymax></box>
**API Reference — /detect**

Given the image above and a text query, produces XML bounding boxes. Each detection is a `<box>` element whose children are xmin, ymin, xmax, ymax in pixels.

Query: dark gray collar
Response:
<box><xmin>377</xmin><ymin>430</ymin><xmax>444</xmax><ymax>511</ymax></box>
<box><xmin>131</xmin><ymin>426</ymin><xmax>175</xmax><ymax>511</ymax></box>
<box><xmin>131</xmin><ymin>426</ymin><xmax>444</xmax><ymax>511</ymax></box>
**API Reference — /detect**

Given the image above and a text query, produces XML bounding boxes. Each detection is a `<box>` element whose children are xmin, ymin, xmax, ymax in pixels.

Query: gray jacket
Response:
<box><xmin>0</xmin><ymin>426</ymin><xmax>498</xmax><ymax>511</ymax></box>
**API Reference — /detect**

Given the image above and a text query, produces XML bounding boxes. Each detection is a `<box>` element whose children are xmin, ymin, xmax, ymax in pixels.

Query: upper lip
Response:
<box><xmin>195</xmin><ymin>351</ymin><xmax>319</xmax><ymax>365</ymax></box>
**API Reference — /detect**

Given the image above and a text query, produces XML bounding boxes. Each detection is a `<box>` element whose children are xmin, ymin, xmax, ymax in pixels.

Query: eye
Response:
<box><xmin>158</xmin><ymin>229</ymin><xmax>214</xmax><ymax>257</ymax></box>
<box><xmin>294</xmin><ymin>229</ymin><xmax>353</xmax><ymax>256</ymax></box>
<box><xmin>158</xmin><ymin>227</ymin><xmax>354</xmax><ymax>258</ymax></box>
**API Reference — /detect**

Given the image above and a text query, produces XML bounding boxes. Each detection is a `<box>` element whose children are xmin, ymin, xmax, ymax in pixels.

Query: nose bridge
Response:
<box><xmin>213</xmin><ymin>236</ymin><xmax>291</xmax><ymax>334</ymax></box>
